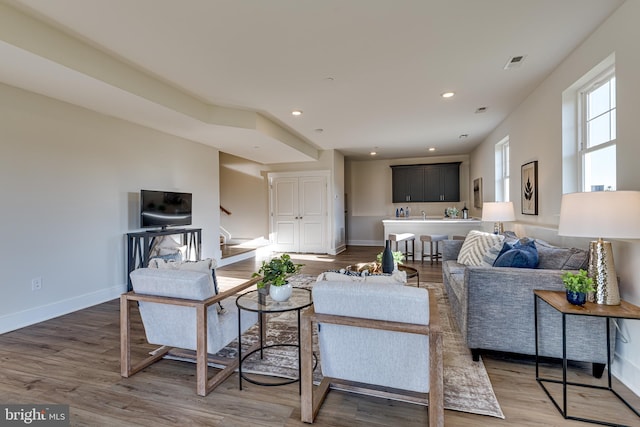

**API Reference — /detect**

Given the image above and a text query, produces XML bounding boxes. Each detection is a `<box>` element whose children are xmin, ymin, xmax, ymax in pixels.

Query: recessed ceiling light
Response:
<box><xmin>370</xmin><ymin>151</ymin><xmax>377</xmax><ymax>156</ymax></box>
<box><xmin>475</xmin><ymin>107</ymin><xmax>488</xmax><ymax>114</ymax></box>
<box><xmin>428</xmin><ymin>147</ymin><xmax>436</xmax><ymax>152</ymax></box>
<box><xmin>314</xmin><ymin>128</ymin><xmax>324</xmax><ymax>133</ymax></box>
<box><xmin>441</xmin><ymin>92</ymin><xmax>455</xmax><ymax>99</ymax></box>
<box><xmin>291</xmin><ymin>110</ymin><xmax>303</xmax><ymax>116</ymax></box>
<box><xmin>459</xmin><ymin>134</ymin><xmax>469</xmax><ymax>139</ymax></box>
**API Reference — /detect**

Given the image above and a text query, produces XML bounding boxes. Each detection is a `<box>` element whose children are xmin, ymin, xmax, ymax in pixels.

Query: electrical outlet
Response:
<box><xmin>31</xmin><ymin>277</ymin><xmax>42</xmax><ymax>291</ymax></box>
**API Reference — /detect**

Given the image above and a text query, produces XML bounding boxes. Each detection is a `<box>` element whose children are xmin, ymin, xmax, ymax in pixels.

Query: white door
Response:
<box><xmin>271</xmin><ymin>174</ymin><xmax>327</xmax><ymax>253</ymax></box>
<box><xmin>272</xmin><ymin>177</ymin><xmax>298</xmax><ymax>253</ymax></box>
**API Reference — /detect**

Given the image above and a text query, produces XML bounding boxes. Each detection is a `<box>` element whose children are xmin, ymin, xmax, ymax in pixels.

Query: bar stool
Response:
<box><xmin>420</xmin><ymin>234</ymin><xmax>448</xmax><ymax>265</ymax></box>
<box><xmin>388</xmin><ymin>233</ymin><xmax>415</xmax><ymax>262</ymax></box>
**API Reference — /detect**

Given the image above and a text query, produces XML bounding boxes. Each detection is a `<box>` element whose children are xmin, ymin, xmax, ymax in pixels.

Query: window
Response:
<box><xmin>495</xmin><ymin>137</ymin><xmax>510</xmax><ymax>201</ymax></box>
<box><xmin>579</xmin><ymin>68</ymin><xmax>616</xmax><ymax>191</ymax></box>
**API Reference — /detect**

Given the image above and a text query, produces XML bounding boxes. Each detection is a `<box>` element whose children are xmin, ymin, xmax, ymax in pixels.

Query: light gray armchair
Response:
<box><xmin>301</xmin><ymin>278</ymin><xmax>444</xmax><ymax>426</ymax></box>
<box><xmin>121</xmin><ymin>267</ymin><xmax>259</xmax><ymax>396</ymax></box>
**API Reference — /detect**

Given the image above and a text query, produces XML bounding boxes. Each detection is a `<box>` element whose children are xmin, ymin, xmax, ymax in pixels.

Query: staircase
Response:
<box><xmin>218</xmin><ymin>236</ymin><xmax>272</xmax><ymax>267</ymax></box>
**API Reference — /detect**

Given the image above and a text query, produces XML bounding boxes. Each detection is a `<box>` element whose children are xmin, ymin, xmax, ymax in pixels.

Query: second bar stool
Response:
<box><xmin>420</xmin><ymin>234</ymin><xmax>448</xmax><ymax>265</ymax></box>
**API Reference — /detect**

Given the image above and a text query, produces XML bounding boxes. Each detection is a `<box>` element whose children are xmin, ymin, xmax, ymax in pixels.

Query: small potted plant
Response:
<box><xmin>252</xmin><ymin>254</ymin><xmax>303</xmax><ymax>302</ymax></box>
<box><xmin>562</xmin><ymin>269</ymin><xmax>595</xmax><ymax>306</ymax></box>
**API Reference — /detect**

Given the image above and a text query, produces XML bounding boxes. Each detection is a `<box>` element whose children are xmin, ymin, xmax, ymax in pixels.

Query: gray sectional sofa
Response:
<box><xmin>441</xmin><ymin>237</ymin><xmax>614</xmax><ymax>377</ymax></box>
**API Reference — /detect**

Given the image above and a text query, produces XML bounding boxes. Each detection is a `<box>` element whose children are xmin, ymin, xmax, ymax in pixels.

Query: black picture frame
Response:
<box><xmin>521</xmin><ymin>161</ymin><xmax>538</xmax><ymax>215</ymax></box>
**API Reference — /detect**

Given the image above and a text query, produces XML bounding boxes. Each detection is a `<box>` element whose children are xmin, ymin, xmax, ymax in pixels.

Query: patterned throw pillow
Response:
<box><xmin>457</xmin><ymin>230</ymin><xmax>505</xmax><ymax>266</ymax></box>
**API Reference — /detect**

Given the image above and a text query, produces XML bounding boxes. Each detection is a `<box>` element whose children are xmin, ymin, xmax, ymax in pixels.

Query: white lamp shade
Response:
<box><xmin>481</xmin><ymin>202</ymin><xmax>515</xmax><ymax>222</ymax></box>
<box><xmin>558</xmin><ymin>191</ymin><xmax>640</xmax><ymax>239</ymax></box>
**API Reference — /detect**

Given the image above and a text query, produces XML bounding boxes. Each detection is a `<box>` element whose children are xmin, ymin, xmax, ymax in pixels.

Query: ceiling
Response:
<box><xmin>0</xmin><ymin>0</ymin><xmax>624</xmax><ymax>163</ymax></box>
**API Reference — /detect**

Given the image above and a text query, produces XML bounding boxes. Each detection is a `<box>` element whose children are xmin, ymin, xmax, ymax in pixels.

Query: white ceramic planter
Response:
<box><xmin>269</xmin><ymin>282</ymin><xmax>293</xmax><ymax>302</ymax></box>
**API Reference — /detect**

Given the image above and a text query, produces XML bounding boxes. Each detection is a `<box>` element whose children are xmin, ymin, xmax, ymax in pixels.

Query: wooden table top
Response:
<box><xmin>534</xmin><ymin>289</ymin><xmax>640</xmax><ymax>320</ymax></box>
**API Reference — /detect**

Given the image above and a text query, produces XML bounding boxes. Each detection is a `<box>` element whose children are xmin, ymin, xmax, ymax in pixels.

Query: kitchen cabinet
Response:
<box><xmin>391</xmin><ymin>162</ymin><xmax>460</xmax><ymax>203</ymax></box>
<box><xmin>392</xmin><ymin>165</ymin><xmax>424</xmax><ymax>203</ymax></box>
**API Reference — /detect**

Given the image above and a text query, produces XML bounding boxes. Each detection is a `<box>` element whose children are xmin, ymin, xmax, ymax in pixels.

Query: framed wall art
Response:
<box><xmin>473</xmin><ymin>177</ymin><xmax>483</xmax><ymax>209</ymax></box>
<box><xmin>521</xmin><ymin>161</ymin><xmax>538</xmax><ymax>215</ymax></box>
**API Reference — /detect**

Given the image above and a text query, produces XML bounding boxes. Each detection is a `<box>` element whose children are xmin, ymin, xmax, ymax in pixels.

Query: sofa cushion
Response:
<box><xmin>443</xmin><ymin>261</ymin><xmax>466</xmax><ymax>303</ymax></box>
<box><xmin>457</xmin><ymin>230</ymin><xmax>505</xmax><ymax>266</ymax></box>
<box><xmin>535</xmin><ymin>240</ymin><xmax>589</xmax><ymax>270</ymax></box>
<box><xmin>493</xmin><ymin>238</ymin><xmax>539</xmax><ymax>268</ymax></box>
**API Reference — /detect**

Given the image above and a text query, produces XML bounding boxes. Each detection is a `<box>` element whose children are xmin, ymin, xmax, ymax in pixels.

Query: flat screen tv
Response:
<box><xmin>140</xmin><ymin>190</ymin><xmax>192</xmax><ymax>229</ymax></box>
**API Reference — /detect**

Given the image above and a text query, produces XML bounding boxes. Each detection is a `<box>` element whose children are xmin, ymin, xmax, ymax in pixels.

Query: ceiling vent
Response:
<box><xmin>504</xmin><ymin>55</ymin><xmax>526</xmax><ymax>70</ymax></box>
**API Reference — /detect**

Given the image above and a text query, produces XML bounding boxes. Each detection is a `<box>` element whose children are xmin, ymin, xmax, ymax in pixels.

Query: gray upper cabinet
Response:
<box><xmin>424</xmin><ymin>162</ymin><xmax>460</xmax><ymax>202</ymax></box>
<box><xmin>392</xmin><ymin>165</ymin><xmax>424</xmax><ymax>202</ymax></box>
<box><xmin>391</xmin><ymin>162</ymin><xmax>460</xmax><ymax>203</ymax></box>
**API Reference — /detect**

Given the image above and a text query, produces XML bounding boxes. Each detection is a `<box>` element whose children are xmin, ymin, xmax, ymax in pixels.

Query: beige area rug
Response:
<box><xmin>167</xmin><ymin>274</ymin><xmax>504</xmax><ymax>419</ymax></box>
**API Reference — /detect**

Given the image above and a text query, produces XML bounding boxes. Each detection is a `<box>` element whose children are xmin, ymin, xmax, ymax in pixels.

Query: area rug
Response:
<box><xmin>167</xmin><ymin>274</ymin><xmax>505</xmax><ymax>419</ymax></box>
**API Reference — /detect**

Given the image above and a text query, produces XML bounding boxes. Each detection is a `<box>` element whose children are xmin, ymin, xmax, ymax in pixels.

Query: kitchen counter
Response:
<box><xmin>383</xmin><ymin>217</ymin><xmax>481</xmax><ymax>223</ymax></box>
<box><xmin>383</xmin><ymin>217</ymin><xmax>482</xmax><ymax>258</ymax></box>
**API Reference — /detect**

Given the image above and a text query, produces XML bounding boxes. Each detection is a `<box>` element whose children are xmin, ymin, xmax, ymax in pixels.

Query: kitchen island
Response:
<box><xmin>383</xmin><ymin>217</ymin><xmax>483</xmax><ymax>259</ymax></box>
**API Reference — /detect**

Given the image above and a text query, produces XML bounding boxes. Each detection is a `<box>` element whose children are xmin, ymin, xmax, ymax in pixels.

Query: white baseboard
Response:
<box><xmin>613</xmin><ymin>352</ymin><xmax>640</xmax><ymax>397</ymax></box>
<box><xmin>217</xmin><ymin>249</ymin><xmax>257</xmax><ymax>267</ymax></box>
<box><xmin>0</xmin><ymin>285</ymin><xmax>125</xmax><ymax>335</ymax></box>
<box><xmin>328</xmin><ymin>244</ymin><xmax>347</xmax><ymax>255</ymax></box>
<box><xmin>347</xmin><ymin>240</ymin><xmax>383</xmax><ymax>246</ymax></box>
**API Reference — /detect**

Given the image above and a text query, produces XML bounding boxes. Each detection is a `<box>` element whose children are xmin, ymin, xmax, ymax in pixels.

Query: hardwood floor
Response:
<box><xmin>1</xmin><ymin>246</ymin><xmax>638</xmax><ymax>426</ymax></box>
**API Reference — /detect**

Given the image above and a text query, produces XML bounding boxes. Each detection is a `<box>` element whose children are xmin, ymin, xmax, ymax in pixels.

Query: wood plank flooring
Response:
<box><xmin>0</xmin><ymin>246</ymin><xmax>638</xmax><ymax>426</ymax></box>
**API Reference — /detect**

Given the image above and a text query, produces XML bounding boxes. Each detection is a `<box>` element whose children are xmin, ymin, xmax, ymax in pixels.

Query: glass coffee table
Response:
<box><xmin>236</xmin><ymin>288</ymin><xmax>314</xmax><ymax>393</ymax></box>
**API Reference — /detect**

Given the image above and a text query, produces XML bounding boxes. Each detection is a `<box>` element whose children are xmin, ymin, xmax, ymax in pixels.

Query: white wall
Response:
<box><xmin>346</xmin><ymin>154</ymin><xmax>470</xmax><ymax>245</ymax></box>
<box><xmin>0</xmin><ymin>82</ymin><xmax>220</xmax><ymax>333</ymax></box>
<box><xmin>219</xmin><ymin>152</ymin><xmax>269</xmax><ymax>240</ymax></box>
<box><xmin>469</xmin><ymin>1</ymin><xmax>640</xmax><ymax>395</ymax></box>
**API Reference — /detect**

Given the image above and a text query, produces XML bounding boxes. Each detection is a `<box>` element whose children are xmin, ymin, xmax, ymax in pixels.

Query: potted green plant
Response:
<box><xmin>562</xmin><ymin>269</ymin><xmax>595</xmax><ymax>306</ymax></box>
<box><xmin>446</xmin><ymin>207</ymin><xmax>459</xmax><ymax>218</ymax></box>
<box><xmin>252</xmin><ymin>254</ymin><xmax>303</xmax><ymax>301</ymax></box>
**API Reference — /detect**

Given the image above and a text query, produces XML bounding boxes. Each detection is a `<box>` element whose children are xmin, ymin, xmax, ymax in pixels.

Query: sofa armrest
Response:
<box><xmin>442</xmin><ymin>240</ymin><xmax>464</xmax><ymax>262</ymax></box>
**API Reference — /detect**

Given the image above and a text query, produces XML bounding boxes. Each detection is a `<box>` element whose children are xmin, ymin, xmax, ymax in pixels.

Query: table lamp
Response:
<box><xmin>481</xmin><ymin>202</ymin><xmax>515</xmax><ymax>234</ymax></box>
<box><xmin>558</xmin><ymin>191</ymin><xmax>640</xmax><ymax>305</ymax></box>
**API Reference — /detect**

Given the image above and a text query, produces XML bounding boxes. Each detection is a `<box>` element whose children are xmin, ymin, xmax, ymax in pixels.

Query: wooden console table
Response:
<box><xmin>534</xmin><ymin>290</ymin><xmax>640</xmax><ymax>426</ymax></box>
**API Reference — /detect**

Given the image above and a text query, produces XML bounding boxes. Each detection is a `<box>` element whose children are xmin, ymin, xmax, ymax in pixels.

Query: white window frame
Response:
<box><xmin>578</xmin><ymin>66</ymin><xmax>616</xmax><ymax>192</ymax></box>
<box><xmin>495</xmin><ymin>136</ymin><xmax>510</xmax><ymax>202</ymax></box>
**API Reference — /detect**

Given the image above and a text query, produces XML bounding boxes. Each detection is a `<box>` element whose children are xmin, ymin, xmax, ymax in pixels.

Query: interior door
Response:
<box><xmin>272</xmin><ymin>177</ymin><xmax>298</xmax><ymax>253</ymax></box>
<box><xmin>298</xmin><ymin>176</ymin><xmax>326</xmax><ymax>253</ymax></box>
<box><xmin>271</xmin><ymin>174</ymin><xmax>327</xmax><ymax>253</ymax></box>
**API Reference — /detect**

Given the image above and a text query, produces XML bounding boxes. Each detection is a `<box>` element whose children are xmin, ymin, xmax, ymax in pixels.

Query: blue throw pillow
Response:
<box><xmin>493</xmin><ymin>238</ymin><xmax>539</xmax><ymax>268</ymax></box>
